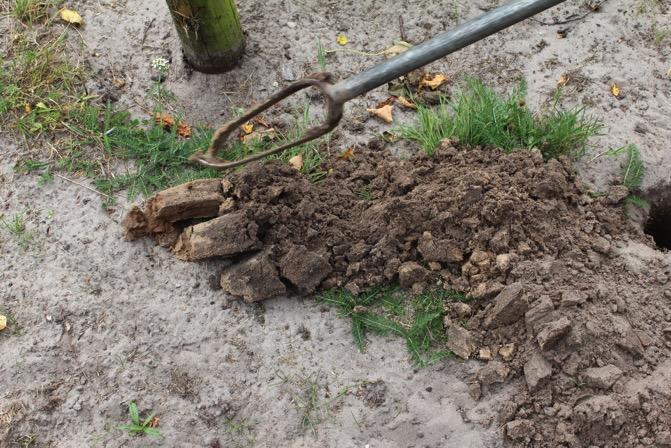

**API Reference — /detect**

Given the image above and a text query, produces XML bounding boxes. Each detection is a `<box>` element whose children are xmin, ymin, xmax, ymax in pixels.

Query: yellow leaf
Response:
<box><xmin>419</xmin><ymin>74</ymin><xmax>448</xmax><ymax>90</ymax></box>
<box><xmin>557</xmin><ymin>74</ymin><xmax>569</xmax><ymax>87</ymax></box>
<box><xmin>0</xmin><ymin>314</ymin><xmax>6</xmax><ymax>331</ymax></box>
<box><xmin>338</xmin><ymin>147</ymin><xmax>355</xmax><ymax>160</ymax></box>
<box><xmin>241</xmin><ymin>123</ymin><xmax>254</xmax><ymax>134</ymax></box>
<box><xmin>383</xmin><ymin>41</ymin><xmax>412</xmax><ymax>59</ymax></box>
<box><xmin>177</xmin><ymin>122</ymin><xmax>192</xmax><ymax>138</ymax></box>
<box><xmin>242</xmin><ymin>128</ymin><xmax>277</xmax><ymax>144</ymax></box>
<box><xmin>610</xmin><ymin>82</ymin><xmax>621</xmax><ymax>97</ymax></box>
<box><xmin>367</xmin><ymin>104</ymin><xmax>393</xmax><ymax>124</ymax></box>
<box><xmin>336</xmin><ymin>35</ymin><xmax>348</xmax><ymax>46</ymax></box>
<box><xmin>59</xmin><ymin>8</ymin><xmax>83</xmax><ymax>25</ymax></box>
<box><xmin>288</xmin><ymin>154</ymin><xmax>303</xmax><ymax>170</ymax></box>
<box><xmin>397</xmin><ymin>96</ymin><xmax>417</xmax><ymax>110</ymax></box>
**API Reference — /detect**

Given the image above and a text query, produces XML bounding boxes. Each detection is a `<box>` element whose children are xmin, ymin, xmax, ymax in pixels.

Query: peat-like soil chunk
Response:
<box><xmin>279</xmin><ymin>245</ymin><xmax>332</xmax><ymax>293</ymax></box>
<box><xmin>581</xmin><ymin>364</ymin><xmax>623</xmax><ymax>390</ymax></box>
<box><xmin>417</xmin><ymin>231</ymin><xmax>463</xmax><ymax>263</ymax></box>
<box><xmin>146</xmin><ymin>179</ymin><xmax>224</xmax><ymax>222</ymax></box>
<box><xmin>220</xmin><ymin>253</ymin><xmax>286</xmax><ymax>302</ymax></box>
<box><xmin>524</xmin><ymin>351</ymin><xmax>552</xmax><ymax>392</ymax></box>
<box><xmin>173</xmin><ymin>211</ymin><xmax>260</xmax><ymax>261</ymax></box>
<box><xmin>536</xmin><ymin>316</ymin><xmax>572</xmax><ymax>350</ymax></box>
<box><xmin>398</xmin><ymin>261</ymin><xmax>428</xmax><ymax>288</ymax></box>
<box><xmin>484</xmin><ymin>283</ymin><xmax>528</xmax><ymax>329</ymax></box>
<box><xmin>446</xmin><ymin>325</ymin><xmax>475</xmax><ymax>359</ymax></box>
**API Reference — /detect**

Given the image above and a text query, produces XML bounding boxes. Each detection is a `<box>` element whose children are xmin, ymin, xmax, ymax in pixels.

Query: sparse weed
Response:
<box><xmin>274</xmin><ymin>371</ymin><xmax>357</xmax><ymax>434</ymax></box>
<box><xmin>316</xmin><ymin>39</ymin><xmax>327</xmax><ymax>71</ymax></box>
<box><xmin>0</xmin><ymin>32</ymin><xmax>87</xmax><ymax>138</ymax></box>
<box><xmin>621</xmin><ymin>144</ymin><xmax>645</xmax><ymax>191</ymax></box>
<box><xmin>118</xmin><ymin>402</ymin><xmax>161</xmax><ymax>437</ymax></box>
<box><xmin>356</xmin><ymin>184</ymin><xmax>372</xmax><ymax>200</ymax></box>
<box><xmin>223</xmin><ymin>418</ymin><xmax>256</xmax><ymax>448</ymax></box>
<box><xmin>0</xmin><ymin>307</ymin><xmax>22</xmax><ymax>336</ymax></box>
<box><xmin>398</xmin><ymin>78</ymin><xmax>602</xmax><ymax>160</ymax></box>
<box><xmin>635</xmin><ymin>0</ymin><xmax>662</xmax><ymax>14</ymax></box>
<box><xmin>316</xmin><ymin>286</ymin><xmax>464</xmax><ymax>367</ymax></box>
<box><xmin>7</xmin><ymin>0</ymin><xmax>60</xmax><ymax>24</ymax></box>
<box><xmin>0</xmin><ymin>212</ymin><xmax>35</xmax><ymax>251</ymax></box>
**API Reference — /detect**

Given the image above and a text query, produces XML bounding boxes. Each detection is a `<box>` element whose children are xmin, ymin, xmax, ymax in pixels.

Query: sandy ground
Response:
<box><xmin>1</xmin><ymin>0</ymin><xmax>671</xmax><ymax>447</ymax></box>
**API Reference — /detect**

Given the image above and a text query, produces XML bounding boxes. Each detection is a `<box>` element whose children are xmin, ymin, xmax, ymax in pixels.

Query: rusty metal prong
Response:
<box><xmin>190</xmin><ymin>72</ymin><xmax>343</xmax><ymax>169</ymax></box>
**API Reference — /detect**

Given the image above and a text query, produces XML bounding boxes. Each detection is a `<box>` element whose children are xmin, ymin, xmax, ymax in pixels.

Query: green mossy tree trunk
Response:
<box><xmin>166</xmin><ymin>0</ymin><xmax>245</xmax><ymax>73</ymax></box>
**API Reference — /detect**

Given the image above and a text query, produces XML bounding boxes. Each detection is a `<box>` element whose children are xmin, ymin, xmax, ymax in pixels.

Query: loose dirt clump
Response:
<box><xmin>122</xmin><ymin>142</ymin><xmax>671</xmax><ymax>446</ymax></box>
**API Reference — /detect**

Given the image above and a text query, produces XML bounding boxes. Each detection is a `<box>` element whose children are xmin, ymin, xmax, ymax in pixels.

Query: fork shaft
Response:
<box><xmin>331</xmin><ymin>0</ymin><xmax>567</xmax><ymax>102</ymax></box>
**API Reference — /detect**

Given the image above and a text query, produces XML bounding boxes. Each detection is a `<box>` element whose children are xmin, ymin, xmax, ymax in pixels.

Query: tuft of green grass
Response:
<box><xmin>621</xmin><ymin>144</ymin><xmax>645</xmax><ymax>191</ymax></box>
<box><xmin>316</xmin><ymin>286</ymin><xmax>465</xmax><ymax>367</ymax></box>
<box><xmin>0</xmin><ymin>32</ymin><xmax>87</xmax><ymax>138</ymax></box>
<box><xmin>398</xmin><ymin>78</ymin><xmax>602</xmax><ymax>159</ymax></box>
<box><xmin>0</xmin><ymin>212</ymin><xmax>35</xmax><ymax>251</ymax></box>
<box><xmin>223</xmin><ymin>418</ymin><xmax>256</xmax><ymax>448</ymax></box>
<box><xmin>0</xmin><ymin>307</ymin><xmax>23</xmax><ymax>336</ymax></box>
<box><xmin>316</xmin><ymin>39</ymin><xmax>327</xmax><ymax>71</ymax></box>
<box><xmin>118</xmin><ymin>402</ymin><xmax>161</xmax><ymax>437</ymax></box>
<box><xmin>7</xmin><ymin>0</ymin><xmax>61</xmax><ymax>24</ymax></box>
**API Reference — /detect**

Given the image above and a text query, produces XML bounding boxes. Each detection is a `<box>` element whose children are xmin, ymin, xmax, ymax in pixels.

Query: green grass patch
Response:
<box><xmin>118</xmin><ymin>402</ymin><xmax>161</xmax><ymax>438</ymax></box>
<box><xmin>4</xmin><ymin>0</ymin><xmax>62</xmax><ymax>24</ymax></box>
<box><xmin>0</xmin><ymin>212</ymin><xmax>36</xmax><ymax>251</ymax></box>
<box><xmin>621</xmin><ymin>144</ymin><xmax>645</xmax><ymax>191</ymax></box>
<box><xmin>398</xmin><ymin>78</ymin><xmax>602</xmax><ymax>159</ymax></box>
<box><xmin>316</xmin><ymin>285</ymin><xmax>468</xmax><ymax>367</ymax></box>
<box><xmin>0</xmin><ymin>31</ymin><xmax>88</xmax><ymax>137</ymax></box>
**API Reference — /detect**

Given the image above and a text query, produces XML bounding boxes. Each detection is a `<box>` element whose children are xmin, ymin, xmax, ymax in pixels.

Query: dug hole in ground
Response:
<box><xmin>2</xmin><ymin>0</ymin><xmax>671</xmax><ymax>447</ymax></box>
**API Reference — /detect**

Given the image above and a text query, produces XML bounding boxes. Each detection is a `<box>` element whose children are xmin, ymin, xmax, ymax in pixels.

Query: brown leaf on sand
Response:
<box><xmin>177</xmin><ymin>122</ymin><xmax>192</xmax><ymax>138</ymax></box>
<box><xmin>367</xmin><ymin>104</ymin><xmax>393</xmax><ymax>123</ymax></box>
<box><xmin>419</xmin><ymin>73</ymin><xmax>448</xmax><ymax>90</ymax></box>
<box><xmin>338</xmin><ymin>147</ymin><xmax>354</xmax><ymax>160</ymax></box>
<box><xmin>397</xmin><ymin>96</ymin><xmax>417</xmax><ymax>110</ymax></box>
<box><xmin>288</xmin><ymin>154</ymin><xmax>303</xmax><ymax>170</ymax></box>
<box><xmin>241</xmin><ymin>128</ymin><xmax>277</xmax><ymax>144</ymax></box>
<box><xmin>610</xmin><ymin>82</ymin><xmax>621</xmax><ymax>97</ymax></box>
<box><xmin>557</xmin><ymin>74</ymin><xmax>569</xmax><ymax>87</ymax></box>
<box><xmin>155</xmin><ymin>113</ymin><xmax>192</xmax><ymax>138</ymax></box>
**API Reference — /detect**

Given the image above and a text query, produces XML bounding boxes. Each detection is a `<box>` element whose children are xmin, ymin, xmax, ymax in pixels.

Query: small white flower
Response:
<box><xmin>151</xmin><ymin>57</ymin><xmax>170</xmax><ymax>72</ymax></box>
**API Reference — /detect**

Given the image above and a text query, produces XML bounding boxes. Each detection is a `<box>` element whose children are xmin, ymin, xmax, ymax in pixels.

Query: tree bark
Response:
<box><xmin>166</xmin><ymin>0</ymin><xmax>245</xmax><ymax>73</ymax></box>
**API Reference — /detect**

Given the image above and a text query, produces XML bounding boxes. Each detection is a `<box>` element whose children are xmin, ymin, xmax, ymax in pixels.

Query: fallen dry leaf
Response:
<box><xmin>336</xmin><ymin>34</ymin><xmax>348</xmax><ymax>46</ymax></box>
<box><xmin>242</xmin><ymin>128</ymin><xmax>277</xmax><ymax>144</ymax></box>
<box><xmin>149</xmin><ymin>416</ymin><xmax>159</xmax><ymax>428</ymax></box>
<box><xmin>338</xmin><ymin>147</ymin><xmax>354</xmax><ymax>160</ymax></box>
<box><xmin>381</xmin><ymin>131</ymin><xmax>398</xmax><ymax>143</ymax></box>
<box><xmin>177</xmin><ymin>122</ymin><xmax>192</xmax><ymax>138</ymax></box>
<box><xmin>155</xmin><ymin>113</ymin><xmax>192</xmax><ymax>138</ymax></box>
<box><xmin>396</xmin><ymin>96</ymin><xmax>417</xmax><ymax>110</ymax></box>
<box><xmin>419</xmin><ymin>73</ymin><xmax>448</xmax><ymax>90</ymax></box>
<box><xmin>383</xmin><ymin>41</ymin><xmax>412</xmax><ymax>59</ymax></box>
<box><xmin>367</xmin><ymin>104</ymin><xmax>393</xmax><ymax>123</ymax></box>
<box><xmin>610</xmin><ymin>82</ymin><xmax>621</xmax><ymax>97</ymax></box>
<box><xmin>557</xmin><ymin>74</ymin><xmax>570</xmax><ymax>87</ymax></box>
<box><xmin>251</xmin><ymin>115</ymin><xmax>271</xmax><ymax>128</ymax></box>
<box><xmin>241</xmin><ymin>123</ymin><xmax>254</xmax><ymax>134</ymax></box>
<box><xmin>0</xmin><ymin>314</ymin><xmax>6</xmax><ymax>331</ymax></box>
<box><xmin>59</xmin><ymin>8</ymin><xmax>83</xmax><ymax>25</ymax></box>
<box><xmin>155</xmin><ymin>113</ymin><xmax>175</xmax><ymax>127</ymax></box>
<box><xmin>288</xmin><ymin>154</ymin><xmax>303</xmax><ymax>170</ymax></box>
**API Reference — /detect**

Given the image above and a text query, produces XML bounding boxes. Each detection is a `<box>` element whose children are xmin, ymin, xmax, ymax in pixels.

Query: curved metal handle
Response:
<box><xmin>190</xmin><ymin>72</ymin><xmax>344</xmax><ymax>169</ymax></box>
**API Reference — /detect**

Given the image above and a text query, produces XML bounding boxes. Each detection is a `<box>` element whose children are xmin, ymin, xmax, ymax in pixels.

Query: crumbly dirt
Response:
<box><xmin>2</xmin><ymin>0</ymin><xmax>671</xmax><ymax>447</ymax></box>
<box><xmin>122</xmin><ymin>142</ymin><xmax>671</xmax><ymax>447</ymax></box>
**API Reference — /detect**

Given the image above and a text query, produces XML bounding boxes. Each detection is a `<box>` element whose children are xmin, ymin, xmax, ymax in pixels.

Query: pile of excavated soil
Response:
<box><xmin>122</xmin><ymin>142</ymin><xmax>671</xmax><ymax>447</ymax></box>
